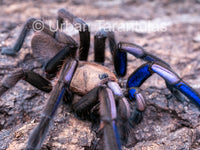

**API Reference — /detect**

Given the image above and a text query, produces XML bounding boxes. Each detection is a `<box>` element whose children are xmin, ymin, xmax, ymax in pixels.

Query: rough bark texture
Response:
<box><xmin>0</xmin><ymin>0</ymin><xmax>200</xmax><ymax>150</ymax></box>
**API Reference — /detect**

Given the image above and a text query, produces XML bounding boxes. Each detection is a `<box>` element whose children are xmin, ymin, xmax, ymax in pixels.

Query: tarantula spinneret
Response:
<box><xmin>0</xmin><ymin>8</ymin><xmax>200</xmax><ymax>150</ymax></box>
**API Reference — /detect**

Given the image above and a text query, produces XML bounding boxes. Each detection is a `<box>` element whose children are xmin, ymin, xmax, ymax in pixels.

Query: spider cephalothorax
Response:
<box><xmin>0</xmin><ymin>9</ymin><xmax>200</xmax><ymax>150</ymax></box>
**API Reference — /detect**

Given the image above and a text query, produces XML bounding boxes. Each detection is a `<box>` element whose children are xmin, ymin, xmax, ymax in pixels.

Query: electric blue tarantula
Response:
<box><xmin>0</xmin><ymin>9</ymin><xmax>200</xmax><ymax>150</ymax></box>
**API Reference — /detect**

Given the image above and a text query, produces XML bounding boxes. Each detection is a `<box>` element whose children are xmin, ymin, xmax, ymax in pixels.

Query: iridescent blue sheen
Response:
<box><xmin>50</xmin><ymin>87</ymin><xmax>65</xmax><ymax>117</ymax></box>
<box><xmin>116</xmin><ymin>50</ymin><xmax>126</xmax><ymax>76</ymax></box>
<box><xmin>127</xmin><ymin>64</ymin><xmax>152</xmax><ymax>88</ymax></box>
<box><xmin>112</xmin><ymin>121</ymin><xmax>121</xmax><ymax>150</ymax></box>
<box><xmin>128</xmin><ymin>88</ymin><xmax>137</xmax><ymax>101</ymax></box>
<box><xmin>174</xmin><ymin>82</ymin><xmax>200</xmax><ymax>108</ymax></box>
<box><xmin>144</xmin><ymin>55</ymin><xmax>156</xmax><ymax>62</ymax></box>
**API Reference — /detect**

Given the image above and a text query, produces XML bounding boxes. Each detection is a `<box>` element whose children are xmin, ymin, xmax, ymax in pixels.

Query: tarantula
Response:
<box><xmin>0</xmin><ymin>9</ymin><xmax>200</xmax><ymax>150</ymax></box>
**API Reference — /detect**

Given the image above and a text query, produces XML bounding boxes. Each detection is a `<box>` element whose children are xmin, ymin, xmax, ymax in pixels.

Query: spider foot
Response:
<box><xmin>166</xmin><ymin>82</ymin><xmax>188</xmax><ymax>103</ymax></box>
<box><xmin>118</xmin><ymin>119</ymin><xmax>131</xmax><ymax>145</ymax></box>
<box><xmin>1</xmin><ymin>47</ymin><xmax>17</xmax><ymax>56</ymax></box>
<box><xmin>128</xmin><ymin>109</ymin><xmax>143</xmax><ymax>127</ymax></box>
<box><xmin>126</xmin><ymin>87</ymin><xmax>146</xmax><ymax>126</ymax></box>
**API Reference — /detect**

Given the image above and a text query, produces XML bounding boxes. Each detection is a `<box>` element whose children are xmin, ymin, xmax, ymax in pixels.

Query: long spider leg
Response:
<box><xmin>151</xmin><ymin>63</ymin><xmax>200</xmax><ymax>107</ymax></box>
<box><xmin>26</xmin><ymin>59</ymin><xmax>78</xmax><ymax>150</ymax></box>
<box><xmin>26</xmin><ymin>87</ymin><xmax>65</xmax><ymax>150</ymax></box>
<box><xmin>0</xmin><ymin>69</ymin><xmax>52</xmax><ymax>97</ymax></box>
<box><xmin>107</xmin><ymin>81</ymin><xmax>132</xmax><ymax>144</ymax></box>
<box><xmin>94</xmin><ymin>29</ymin><xmax>117</xmax><ymax>65</ymax></box>
<box><xmin>58</xmin><ymin>8</ymin><xmax>90</xmax><ymax>61</ymax></box>
<box><xmin>127</xmin><ymin>62</ymin><xmax>200</xmax><ymax>109</ymax></box>
<box><xmin>98</xmin><ymin>86</ymin><xmax>121</xmax><ymax>150</ymax></box>
<box><xmin>107</xmin><ymin>81</ymin><xmax>131</xmax><ymax>120</ymax></box>
<box><xmin>43</xmin><ymin>45</ymin><xmax>78</xmax><ymax>75</ymax></box>
<box><xmin>114</xmin><ymin>42</ymin><xmax>170</xmax><ymax>77</ymax></box>
<box><xmin>113</xmin><ymin>46</ymin><xmax>127</xmax><ymax>77</ymax></box>
<box><xmin>119</xmin><ymin>42</ymin><xmax>170</xmax><ymax>66</ymax></box>
<box><xmin>1</xmin><ymin>18</ymin><xmax>56</xmax><ymax>56</ymax></box>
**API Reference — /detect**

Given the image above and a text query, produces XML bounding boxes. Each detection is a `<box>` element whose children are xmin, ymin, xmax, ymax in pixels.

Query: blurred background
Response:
<box><xmin>0</xmin><ymin>0</ymin><xmax>200</xmax><ymax>149</ymax></box>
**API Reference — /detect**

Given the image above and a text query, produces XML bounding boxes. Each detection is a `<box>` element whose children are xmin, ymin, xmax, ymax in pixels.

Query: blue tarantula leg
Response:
<box><xmin>107</xmin><ymin>81</ymin><xmax>131</xmax><ymax>120</ymax></box>
<box><xmin>43</xmin><ymin>45</ymin><xmax>78</xmax><ymax>75</ymax></box>
<box><xmin>58</xmin><ymin>8</ymin><xmax>90</xmax><ymax>61</ymax></box>
<box><xmin>26</xmin><ymin>87</ymin><xmax>66</xmax><ymax>150</ymax></box>
<box><xmin>98</xmin><ymin>86</ymin><xmax>121</xmax><ymax>150</ymax></box>
<box><xmin>127</xmin><ymin>63</ymin><xmax>153</xmax><ymax>88</ymax></box>
<box><xmin>126</xmin><ymin>63</ymin><xmax>153</xmax><ymax>124</ymax></box>
<box><xmin>151</xmin><ymin>63</ymin><xmax>200</xmax><ymax>108</ymax></box>
<box><xmin>113</xmin><ymin>46</ymin><xmax>127</xmax><ymax>77</ymax></box>
<box><xmin>118</xmin><ymin>42</ymin><xmax>170</xmax><ymax>67</ymax></box>
<box><xmin>107</xmin><ymin>81</ymin><xmax>132</xmax><ymax>145</ymax></box>
<box><xmin>128</xmin><ymin>88</ymin><xmax>146</xmax><ymax>126</ymax></box>
<box><xmin>114</xmin><ymin>42</ymin><xmax>172</xmax><ymax>77</ymax></box>
<box><xmin>1</xmin><ymin>18</ymin><xmax>56</xmax><ymax>56</ymax></box>
<box><xmin>26</xmin><ymin>59</ymin><xmax>77</xmax><ymax>150</ymax></box>
<box><xmin>127</xmin><ymin>62</ymin><xmax>200</xmax><ymax>108</ymax></box>
<box><xmin>0</xmin><ymin>69</ymin><xmax>52</xmax><ymax>97</ymax></box>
